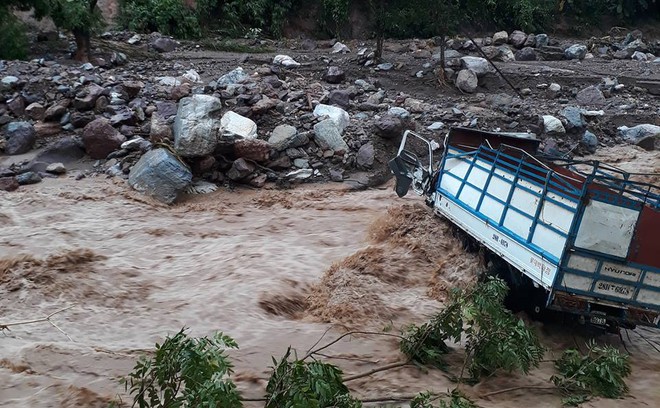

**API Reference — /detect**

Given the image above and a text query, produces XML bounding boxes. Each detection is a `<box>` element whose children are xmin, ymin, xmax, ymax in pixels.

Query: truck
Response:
<box><xmin>389</xmin><ymin>127</ymin><xmax>660</xmax><ymax>330</ymax></box>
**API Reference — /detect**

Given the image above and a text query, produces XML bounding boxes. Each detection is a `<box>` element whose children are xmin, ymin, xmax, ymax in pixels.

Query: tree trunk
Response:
<box><xmin>376</xmin><ymin>33</ymin><xmax>384</xmax><ymax>61</ymax></box>
<box><xmin>72</xmin><ymin>1</ymin><xmax>97</xmax><ymax>62</ymax></box>
<box><xmin>73</xmin><ymin>28</ymin><xmax>91</xmax><ymax>62</ymax></box>
<box><xmin>440</xmin><ymin>34</ymin><xmax>445</xmax><ymax>69</ymax></box>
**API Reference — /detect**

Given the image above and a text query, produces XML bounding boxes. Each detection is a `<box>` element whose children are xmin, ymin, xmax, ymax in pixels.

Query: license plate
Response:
<box><xmin>590</xmin><ymin>316</ymin><xmax>606</xmax><ymax>326</ymax></box>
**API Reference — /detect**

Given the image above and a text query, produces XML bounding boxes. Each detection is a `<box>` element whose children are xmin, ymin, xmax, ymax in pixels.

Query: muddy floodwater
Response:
<box><xmin>1</xmin><ymin>177</ymin><xmax>659</xmax><ymax>407</ymax></box>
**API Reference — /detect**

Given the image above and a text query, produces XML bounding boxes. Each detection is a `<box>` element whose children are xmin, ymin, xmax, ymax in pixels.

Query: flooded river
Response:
<box><xmin>1</xmin><ymin>176</ymin><xmax>658</xmax><ymax>407</ymax></box>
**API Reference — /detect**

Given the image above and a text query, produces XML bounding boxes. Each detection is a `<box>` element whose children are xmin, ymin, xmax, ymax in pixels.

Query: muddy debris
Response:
<box><xmin>0</xmin><ymin>28</ymin><xmax>657</xmax><ymax>198</ymax></box>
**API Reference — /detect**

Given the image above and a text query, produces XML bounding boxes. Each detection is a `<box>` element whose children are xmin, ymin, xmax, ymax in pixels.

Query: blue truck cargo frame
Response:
<box><xmin>433</xmin><ymin>142</ymin><xmax>660</xmax><ymax>323</ymax></box>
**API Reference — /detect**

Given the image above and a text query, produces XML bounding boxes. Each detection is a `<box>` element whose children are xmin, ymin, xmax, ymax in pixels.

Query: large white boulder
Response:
<box><xmin>220</xmin><ymin>111</ymin><xmax>258</xmax><ymax>140</ymax></box>
<box><xmin>313</xmin><ymin>104</ymin><xmax>350</xmax><ymax>134</ymax></box>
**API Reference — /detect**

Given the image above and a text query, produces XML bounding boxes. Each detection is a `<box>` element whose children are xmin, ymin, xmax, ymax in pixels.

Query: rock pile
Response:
<box><xmin>1</xmin><ymin>29</ymin><xmax>658</xmax><ymax>197</ymax></box>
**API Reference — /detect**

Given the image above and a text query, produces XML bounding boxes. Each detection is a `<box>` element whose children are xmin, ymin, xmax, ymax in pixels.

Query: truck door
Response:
<box><xmin>388</xmin><ymin>131</ymin><xmax>436</xmax><ymax>197</ymax></box>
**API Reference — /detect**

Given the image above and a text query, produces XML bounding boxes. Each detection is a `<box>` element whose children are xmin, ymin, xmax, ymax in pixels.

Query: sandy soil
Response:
<box><xmin>1</xmin><ymin>176</ymin><xmax>659</xmax><ymax>407</ymax></box>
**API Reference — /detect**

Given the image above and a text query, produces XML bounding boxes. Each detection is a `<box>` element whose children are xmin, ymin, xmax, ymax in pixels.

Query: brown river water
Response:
<box><xmin>0</xmin><ymin>173</ymin><xmax>658</xmax><ymax>407</ymax></box>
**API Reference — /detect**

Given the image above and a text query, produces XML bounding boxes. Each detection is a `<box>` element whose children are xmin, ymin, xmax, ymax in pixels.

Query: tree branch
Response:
<box><xmin>304</xmin><ymin>330</ymin><xmax>404</xmax><ymax>360</ymax></box>
<box><xmin>480</xmin><ymin>385</ymin><xmax>557</xmax><ymax>398</ymax></box>
<box><xmin>0</xmin><ymin>305</ymin><xmax>75</xmax><ymax>341</ymax></box>
<box><xmin>344</xmin><ymin>361</ymin><xmax>410</xmax><ymax>382</ymax></box>
<box><xmin>360</xmin><ymin>391</ymin><xmax>449</xmax><ymax>403</ymax></box>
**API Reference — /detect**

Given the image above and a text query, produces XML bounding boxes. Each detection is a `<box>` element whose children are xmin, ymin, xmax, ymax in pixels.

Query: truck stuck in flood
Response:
<box><xmin>389</xmin><ymin>127</ymin><xmax>660</xmax><ymax>330</ymax></box>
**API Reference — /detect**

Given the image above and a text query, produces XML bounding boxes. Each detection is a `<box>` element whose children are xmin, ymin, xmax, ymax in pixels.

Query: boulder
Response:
<box><xmin>233</xmin><ymin>138</ymin><xmax>271</xmax><ymax>162</ymax></box>
<box><xmin>122</xmin><ymin>81</ymin><xmax>144</xmax><ymax>99</ymax></box>
<box><xmin>313</xmin><ymin>119</ymin><xmax>349</xmax><ymax>152</ymax></box>
<box><xmin>268</xmin><ymin>125</ymin><xmax>305</xmax><ymax>151</ymax></box>
<box><xmin>227</xmin><ymin>158</ymin><xmax>255</xmax><ymax>180</ymax></box>
<box><xmin>217</xmin><ymin>67</ymin><xmax>250</xmax><ymax>88</ymax></box>
<box><xmin>387</xmin><ymin>107</ymin><xmax>411</xmax><ymax>120</ymax></box>
<box><xmin>1</xmin><ymin>76</ymin><xmax>20</xmax><ymax>90</ymax></box>
<box><xmin>581</xmin><ymin>130</ymin><xmax>598</xmax><ymax>153</ymax></box>
<box><xmin>323</xmin><ymin>66</ymin><xmax>345</xmax><ymax>84</ymax></box>
<box><xmin>16</xmin><ymin>172</ymin><xmax>42</xmax><ymax>185</ymax></box>
<box><xmin>251</xmin><ymin>96</ymin><xmax>278</xmax><ymax>114</ymax></box>
<box><xmin>156</xmin><ymin>101</ymin><xmax>178</xmax><ymax>118</ymax></box>
<box><xmin>150</xmin><ymin>114</ymin><xmax>173</xmax><ymax>143</ymax></box>
<box><xmin>173</xmin><ymin>95</ymin><xmax>222</xmax><ymax>156</ymax></box>
<box><xmin>427</xmin><ymin>122</ymin><xmax>445</xmax><ymax>131</ymax></box>
<box><xmin>624</xmin><ymin>38</ymin><xmax>648</xmax><ymax>52</ymax></box>
<box><xmin>286</xmin><ymin>168</ymin><xmax>313</xmax><ymax>181</ymax></box>
<box><xmin>7</xmin><ymin>96</ymin><xmax>25</xmax><ymax>117</ymax></box>
<box><xmin>128</xmin><ymin>148</ymin><xmax>192</xmax><ymax>204</ymax></box>
<box><xmin>403</xmin><ymin>98</ymin><xmax>431</xmax><ymax>113</ymax></box>
<box><xmin>25</xmin><ymin>103</ymin><xmax>45</xmax><ymax>121</ymax></box>
<box><xmin>73</xmin><ymin>83</ymin><xmax>105</xmax><ymax>111</ymax></box>
<box><xmin>46</xmin><ymin>162</ymin><xmax>66</xmax><ymax>174</ymax></box>
<box><xmin>0</xmin><ymin>177</ymin><xmax>19</xmax><ymax>192</ymax></box>
<box><xmin>169</xmin><ymin>83</ymin><xmax>191</xmax><ymax>101</ymax></box>
<box><xmin>632</xmin><ymin>51</ymin><xmax>648</xmax><ymax>61</ymax></box>
<box><xmin>545</xmin><ymin>83</ymin><xmax>561</xmax><ymax>99</ymax></box>
<box><xmin>329</xmin><ymin>168</ymin><xmax>343</xmax><ymax>182</ymax></box>
<box><xmin>376</xmin><ymin>62</ymin><xmax>393</xmax><ymax>71</ymax></box>
<box><xmin>331</xmin><ymin>42</ymin><xmax>350</xmax><ymax>54</ymax></box>
<box><xmin>26</xmin><ymin>137</ymin><xmax>85</xmax><ymax>173</ymax></box>
<box><xmin>366</xmin><ymin>90</ymin><xmax>385</xmax><ymax>105</ymax></box>
<box><xmin>542</xmin><ymin>115</ymin><xmax>566</xmax><ymax>134</ymax></box>
<box><xmin>509</xmin><ymin>30</ymin><xmax>527</xmax><ymax>48</ymax></box>
<box><xmin>460</xmin><ymin>56</ymin><xmax>494</xmax><ymax>77</ymax></box>
<box><xmin>481</xmin><ymin>46</ymin><xmax>501</xmax><ymax>60</ymax></box>
<box><xmin>537</xmin><ymin>45</ymin><xmax>565</xmax><ymax>60</ymax></box>
<box><xmin>356</xmin><ymin>143</ymin><xmax>375</xmax><ymax>168</ymax></box>
<box><xmin>4</xmin><ymin>122</ymin><xmax>36</xmax><ymax>155</ymax></box>
<box><xmin>327</xmin><ymin>90</ymin><xmax>351</xmax><ymax>108</ymax></box>
<box><xmin>497</xmin><ymin>46</ymin><xmax>516</xmax><ymax>62</ymax></box>
<box><xmin>432</xmin><ymin>49</ymin><xmax>463</xmax><ymax>61</ymax></box>
<box><xmin>374</xmin><ymin>114</ymin><xmax>405</xmax><ymax>139</ymax></box>
<box><xmin>455</xmin><ymin>69</ymin><xmax>478</xmax><ymax>93</ymax></box>
<box><xmin>220</xmin><ymin>111</ymin><xmax>258</xmax><ymax>140</ymax></box>
<box><xmin>121</xmin><ymin>137</ymin><xmax>152</xmax><ymax>152</ymax></box>
<box><xmin>273</xmin><ymin>55</ymin><xmax>301</xmax><ymax>68</ymax></box>
<box><xmin>576</xmin><ymin>86</ymin><xmax>606</xmax><ymax>106</ymax></box>
<box><xmin>492</xmin><ymin>31</ymin><xmax>508</xmax><ymax>45</ymax></box>
<box><xmin>614</xmin><ymin>48</ymin><xmax>635</xmax><ymax>59</ymax></box>
<box><xmin>535</xmin><ymin>34</ymin><xmax>549</xmax><ymax>48</ymax></box>
<box><xmin>618</xmin><ymin>124</ymin><xmax>660</xmax><ymax>150</ymax></box>
<box><xmin>313</xmin><ymin>104</ymin><xmax>350</xmax><ymax>133</ymax></box>
<box><xmin>565</xmin><ymin>44</ymin><xmax>588</xmax><ymax>60</ymax></box>
<box><xmin>82</xmin><ymin>118</ymin><xmax>126</xmax><ymax>159</ymax></box>
<box><xmin>151</xmin><ymin>37</ymin><xmax>177</xmax><ymax>53</ymax></box>
<box><xmin>44</xmin><ymin>104</ymin><xmax>67</xmax><ymax>121</ymax></box>
<box><xmin>515</xmin><ymin>47</ymin><xmax>537</xmax><ymax>61</ymax></box>
<box><xmin>560</xmin><ymin>106</ymin><xmax>586</xmax><ymax>131</ymax></box>
<box><xmin>110</xmin><ymin>107</ymin><xmax>136</xmax><ymax>126</ymax></box>
<box><xmin>70</xmin><ymin>111</ymin><xmax>96</xmax><ymax>128</ymax></box>
<box><xmin>524</xmin><ymin>34</ymin><xmax>537</xmax><ymax>47</ymax></box>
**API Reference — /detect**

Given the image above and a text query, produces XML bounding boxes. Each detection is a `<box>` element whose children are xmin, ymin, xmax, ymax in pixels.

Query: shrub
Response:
<box><xmin>218</xmin><ymin>0</ymin><xmax>302</xmax><ymax>38</ymax></box>
<box><xmin>265</xmin><ymin>347</ymin><xmax>362</xmax><ymax>408</ymax></box>
<box><xmin>552</xmin><ymin>340</ymin><xmax>631</xmax><ymax>404</ymax></box>
<box><xmin>400</xmin><ymin>277</ymin><xmax>545</xmax><ymax>380</ymax></box>
<box><xmin>0</xmin><ymin>7</ymin><xmax>29</xmax><ymax>60</ymax></box>
<box><xmin>118</xmin><ymin>0</ymin><xmax>214</xmax><ymax>39</ymax></box>
<box><xmin>122</xmin><ymin>328</ymin><xmax>242</xmax><ymax>408</ymax></box>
